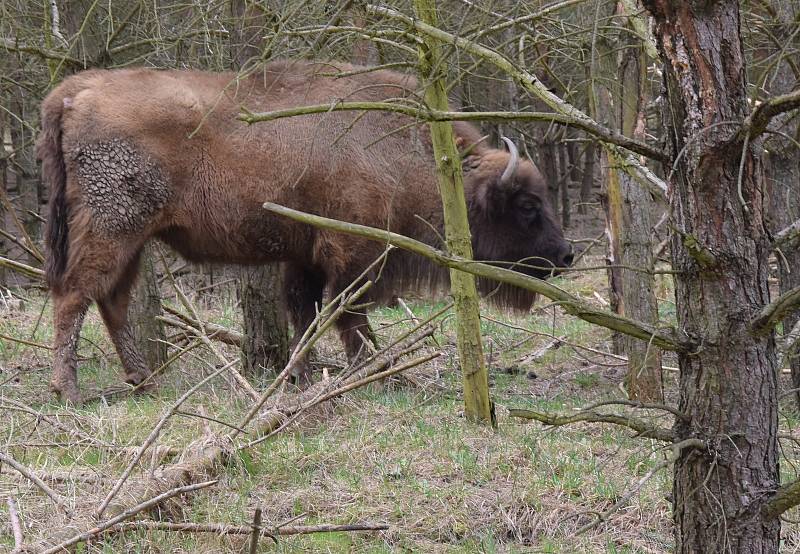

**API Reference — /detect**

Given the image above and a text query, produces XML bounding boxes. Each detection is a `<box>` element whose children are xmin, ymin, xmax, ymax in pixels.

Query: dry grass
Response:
<box><xmin>1</xmin><ymin>260</ymin><xmax>800</xmax><ymax>553</ymax></box>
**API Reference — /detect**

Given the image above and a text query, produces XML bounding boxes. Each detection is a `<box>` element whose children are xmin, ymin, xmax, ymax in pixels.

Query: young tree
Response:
<box><xmin>413</xmin><ymin>0</ymin><xmax>493</xmax><ymax>425</ymax></box>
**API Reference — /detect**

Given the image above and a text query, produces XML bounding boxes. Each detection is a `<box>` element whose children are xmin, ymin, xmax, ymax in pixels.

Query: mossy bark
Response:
<box><xmin>412</xmin><ymin>0</ymin><xmax>493</xmax><ymax>425</ymax></box>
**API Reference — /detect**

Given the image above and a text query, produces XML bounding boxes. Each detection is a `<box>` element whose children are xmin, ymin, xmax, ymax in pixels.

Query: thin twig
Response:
<box><xmin>98</xmin><ymin>520</ymin><xmax>389</xmax><ymax>538</ymax></box>
<box><xmin>0</xmin><ymin>452</ymin><xmax>69</xmax><ymax>515</ymax></box>
<box><xmin>249</xmin><ymin>507</ymin><xmax>263</xmax><ymax>554</ymax></box>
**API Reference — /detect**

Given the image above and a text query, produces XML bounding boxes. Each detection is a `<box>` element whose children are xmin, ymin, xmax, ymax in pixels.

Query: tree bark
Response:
<box><xmin>413</xmin><ymin>0</ymin><xmax>493</xmax><ymax>425</ymax></box>
<box><xmin>644</xmin><ymin>1</ymin><xmax>780</xmax><ymax>551</ymax></box>
<box><xmin>230</xmin><ymin>0</ymin><xmax>291</xmax><ymax>379</ymax></box>
<box><xmin>558</xmin><ymin>140</ymin><xmax>571</xmax><ymax>229</ymax></box>
<box><xmin>617</xmin><ymin>3</ymin><xmax>663</xmax><ymax>401</ymax></box>
<box><xmin>760</xmin><ymin>2</ymin><xmax>800</xmax><ymax>409</ymax></box>
<box><xmin>129</xmin><ymin>244</ymin><xmax>167</xmax><ymax>372</ymax></box>
<box><xmin>240</xmin><ymin>264</ymin><xmax>289</xmax><ymax>377</ymax></box>
<box><xmin>8</xmin><ymin>92</ymin><xmax>40</xmax><ymax>268</ymax></box>
<box><xmin>578</xmin><ymin>141</ymin><xmax>595</xmax><ymax>214</ymax></box>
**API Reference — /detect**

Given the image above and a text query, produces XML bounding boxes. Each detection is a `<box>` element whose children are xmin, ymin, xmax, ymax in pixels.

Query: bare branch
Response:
<box><xmin>763</xmin><ymin>473</ymin><xmax>800</xmax><ymax>520</ymax></box>
<box><xmin>0</xmin><ymin>37</ymin><xmax>81</xmax><ymax>67</ymax></box>
<box><xmin>774</xmin><ymin>218</ymin><xmax>800</xmax><ymax>250</ymax></box>
<box><xmin>365</xmin><ymin>4</ymin><xmax>670</xmax><ymax>192</ymax></box>
<box><xmin>96</xmin><ymin>520</ymin><xmax>389</xmax><ymax>539</ymax></box>
<box><xmin>0</xmin><ymin>452</ymin><xmax>69</xmax><ymax>515</ymax></box>
<box><xmin>508</xmin><ymin>407</ymin><xmax>675</xmax><ymax>442</ymax></box>
<box><xmin>751</xmin><ymin>285</ymin><xmax>800</xmax><ymax>336</ymax></box>
<box><xmin>263</xmin><ymin>202</ymin><xmax>690</xmax><ymax>351</ymax></box>
<box><xmin>745</xmin><ymin>88</ymin><xmax>800</xmax><ymax>140</ymax></box>
<box><xmin>7</xmin><ymin>496</ymin><xmax>24</xmax><ymax>553</ymax></box>
<box><xmin>240</xmin><ymin>102</ymin><xmax>667</xmax><ymax>162</ymax></box>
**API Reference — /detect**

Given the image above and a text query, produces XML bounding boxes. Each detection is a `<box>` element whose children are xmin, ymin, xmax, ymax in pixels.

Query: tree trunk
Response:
<box><xmin>230</xmin><ymin>0</ymin><xmax>291</xmax><ymax>379</ymax></box>
<box><xmin>578</xmin><ymin>141</ymin><xmax>595</xmax><ymax>214</ymax></box>
<box><xmin>761</xmin><ymin>2</ymin><xmax>800</xmax><ymax>409</ymax></box>
<box><xmin>129</xmin><ymin>244</ymin><xmax>167</xmax><ymax>372</ymax></box>
<box><xmin>617</xmin><ymin>3</ymin><xmax>662</xmax><ymax>401</ymax></box>
<box><xmin>558</xmin><ymin>141</ymin><xmax>570</xmax><ymax>229</ymax></box>
<box><xmin>644</xmin><ymin>1</ymin><xmax>780</xmax><ymax>551</ymax></box>
<box><xmin>0</xmin><ymin>106</ymin><xmax>7</xmax><ymax>287</ymax></box>
<box><xmin>8</xmin><ymin>93</ymin><xmax>40</xmax><ymax>268</ymax></box>
<box><xmin>540</xmin><ymin>140</ymin><xmax>560</xmax><ymax>214</ymax></box>
<box><xmin>240</xmin><ymin>264</ymin><xmax>289</xmax><ymax>377</ymax></box>
<box><xmin>413</xmin><ymin>0</ymin><xmax>493</xmax><ymax>425</ymax></box>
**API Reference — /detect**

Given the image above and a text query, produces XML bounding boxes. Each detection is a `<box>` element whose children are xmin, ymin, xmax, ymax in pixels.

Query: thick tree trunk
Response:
<box><xmin>644</xmin><ymin>1</ymin><xmax>780</xmax><ymax>551</ymax></box>
<box><xmin>129</xmin><ymin>244</ymin><xmax>167</xmax><ymax>372</ymax></box>
<box><xmin>230</xmin><ymin>0</ymin><xmax>291</xmax><ymax>379</ymax></box>
<box><xmin>240</xmin><ymin>264</ymin><xmax>289</xmax><ymax>377</ymax></box>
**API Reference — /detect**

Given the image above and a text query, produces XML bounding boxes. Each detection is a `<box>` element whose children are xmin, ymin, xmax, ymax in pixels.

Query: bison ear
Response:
<box><xmin>458</xmin><ymin>134</ymin><xmax>490</xmax><ymax>159</ymax></box>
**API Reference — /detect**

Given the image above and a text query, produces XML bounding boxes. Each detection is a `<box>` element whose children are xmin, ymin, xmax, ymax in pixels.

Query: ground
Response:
<box><xmin>1</xmin><ymin>257</ymin><xmax>799</xmax><ymax>553</ymax></box>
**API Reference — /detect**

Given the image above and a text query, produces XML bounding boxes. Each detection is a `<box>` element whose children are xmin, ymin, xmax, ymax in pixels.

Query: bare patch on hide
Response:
<box><xmin>73</xmin><ymin>139</ymin><xmax>170</xmax><ymax>234</ymax></box>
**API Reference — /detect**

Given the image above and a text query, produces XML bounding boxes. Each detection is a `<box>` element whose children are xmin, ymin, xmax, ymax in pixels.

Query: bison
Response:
<box><xmin>37</xmin><ymin>60</ymin><xmax>573</xmax><ymax>404</ymax></box>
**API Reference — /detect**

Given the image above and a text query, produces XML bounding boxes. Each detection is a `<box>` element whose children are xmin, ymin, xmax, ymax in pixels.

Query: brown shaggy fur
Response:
<box><xmin>37</xmin><ymin>60</ymin><xmax>571</xmax><ymax>403</ymax></box>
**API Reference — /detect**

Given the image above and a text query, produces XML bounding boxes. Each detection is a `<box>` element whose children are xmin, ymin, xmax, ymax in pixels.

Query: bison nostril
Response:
<box><xmin>562</xmin><ymin>249</ymin><xmax>574</xmax><ymax>267</ymax></box>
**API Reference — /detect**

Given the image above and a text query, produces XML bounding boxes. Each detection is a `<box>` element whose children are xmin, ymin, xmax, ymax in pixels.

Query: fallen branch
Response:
<box><xmin>0</xmin><ymin>452</ymin><xmax>70</xmax><ymax>516</ymax></box>
<box><xmin>39</xmin><ymin>480</ymin><xmax>218</xmax><ymax>554</ymax></box>
<box><xmin>99</xmin><ymin>520</ymin><xmax>389</xmax><ymax>538</ymax></box>
<box><xmin>508</xmin><ymin>408</ymin><xmax>675</xmax><ymax>442</ymax></box>
<box><xmin>0</xmin><ymin>256</ymin><xmax>43</xmax><ymax>279</ymax></box>
<box><xmin>96</xmin><ymin>361</ymin><xmax>235</xmax><ymax>519</ymax></box>
<box><xmin>7</xmin><ymin>496</ymin><xmax>24</xmax><ymax>553</ymax></box>
<box><xmin>159</xmin><ymin>305</ymin><xmax>243</xmax><ymax>346</ymax></box>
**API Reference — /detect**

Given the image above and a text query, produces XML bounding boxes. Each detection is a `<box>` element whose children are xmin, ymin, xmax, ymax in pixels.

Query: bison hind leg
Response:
<box><xmin>50</xmin><ymin>290</ymin><xmax>91</xmax><ymax>404</ymax></box>
<box><xmin>97</xmin><ymin>253</ymin><xmax>152</xmax><ymax>390</ymax></box>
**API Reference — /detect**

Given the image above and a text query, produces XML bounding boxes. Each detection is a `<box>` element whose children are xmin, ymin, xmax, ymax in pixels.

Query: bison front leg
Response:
<box><xmin>97</xmin><ymin>269</ymin><xmax>151</xmax><ymax>389</ymax></box>
<box><xmin>336</xmin><ymin>310</ymin><xmax>378</xmax><ymax>364</ymax></box>
<box><xmin>284</xmin><ymin>264</ymin><xmax>325</xmax><ymax>386</ymax></box>
<box><xmin>50</xmin><ymin>290</ymin><xmax>90</xmax><ymax>404</ymax></box>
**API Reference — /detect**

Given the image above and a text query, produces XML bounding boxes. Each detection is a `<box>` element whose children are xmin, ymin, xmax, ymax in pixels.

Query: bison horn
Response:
<box><xmin>500</xmin><ymin>136</ymin><xmax>519</xmax><ymax>186</ymax></box>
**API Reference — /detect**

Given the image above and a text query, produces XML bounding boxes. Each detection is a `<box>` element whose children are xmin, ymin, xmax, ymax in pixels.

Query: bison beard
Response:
<box><xmin>37</xmin><ymin>60</ymin><xmax>572</xmax><ymax>404</ymax></box>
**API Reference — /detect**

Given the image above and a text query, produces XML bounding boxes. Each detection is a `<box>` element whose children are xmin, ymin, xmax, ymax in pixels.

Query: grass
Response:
<box><xmin>1</xmin><ymin>262</ymin><xmax>799</xmax><ymax>552</ymax></box>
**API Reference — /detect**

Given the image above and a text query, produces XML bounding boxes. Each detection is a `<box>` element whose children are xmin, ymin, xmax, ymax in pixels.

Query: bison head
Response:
<box><xmin>464</xmin><ymin>137</ymin><xmax>573</xmax><ymax>310</ymax></box>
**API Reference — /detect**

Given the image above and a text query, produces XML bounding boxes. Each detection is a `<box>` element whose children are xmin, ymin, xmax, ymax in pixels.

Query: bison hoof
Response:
<box><xmin>124</xmin><ymin>371</ymin><xmax>155</xmax><ymax>394</ymax></box>
<box><xmin>288</xmin><ymin>365</ymin><xmax>314</xmax><ymax>389</ymax></box>
<box><xmin>50</xmin><ymin>380</ymin><xmax>82</xmax><ymax>406</ymax></box>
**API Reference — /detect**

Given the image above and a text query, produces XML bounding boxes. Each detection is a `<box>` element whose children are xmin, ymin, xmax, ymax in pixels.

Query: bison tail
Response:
<box><xmin>37</xmin><ymin>96</ymin><xmax>70</xmax><ymax>292</ymax></box>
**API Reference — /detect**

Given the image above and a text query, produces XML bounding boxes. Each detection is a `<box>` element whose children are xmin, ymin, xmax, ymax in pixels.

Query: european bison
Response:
<box><xmin>37</xmin><ymin>60</ymin><xmax>572</xmax><ymax>404</ymax></box>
